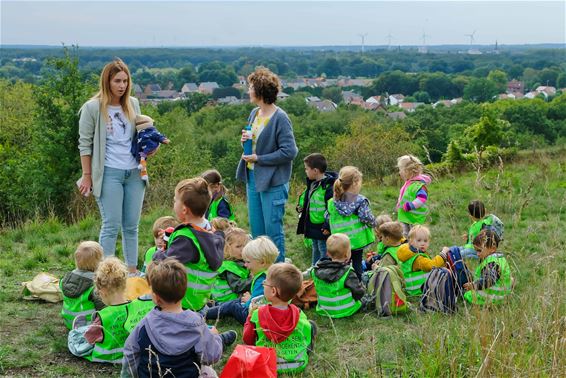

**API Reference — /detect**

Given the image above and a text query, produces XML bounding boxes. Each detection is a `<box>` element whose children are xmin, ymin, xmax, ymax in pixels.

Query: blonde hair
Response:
<box><xmin>334</xmin><ymin>166</ymin><xmax>363</xmax><ymax>200</ymax></box>
<box><xmin>242</xmin><ymin>236</ymin><xmax>279</xmax><ymax>265</ymax></box>
<box><xmin>379</xmin><ymin>222</ymin><xmax>404</xmax><ymax>243</ymax></box>
<box><xmin>266</xmin><ymin>263</ymin><xmax>302</xmax><ymax>302</ymax></box>
<box><xmin>94</xmin><ymin>257</ymin><xmax>128</xmax><ymax>295</ymax></box>
<box><xmin>326</xmin><ymin>233</ymin><xmax>351</xmax><ymax>260</ymax></box>
<box><xmin>408</xmin><ymin>225</ymin><xmax>431</xmax><ymax>242</ymax></box>
<box><xmin>175</xmin><ymin>177</ymin><xmax>211</xmax><ymax>217</ymax></box>
<box><xmin>224</xmin><ymin>228</ymin><xmax>251</xmax><ymax>259</ymax></box>
<box><xmin>92</xmin><ymin>59</ymin><xmax>135</xmax><ymax>123</ymax></box>
<box><xmin>74</xmin><ymin>241</ymin><xmax>104</xmax><ymax>271</ymax></box>
<box><xmin>152</xmin><ymin>216</ymin><xmax>178</xmax><ymax>238</ymax></box>
<box><xmin>397</xmin><ymin>155</ymin><xmax>424</xmax><ymax>179</ymax></box>
<box><xmin>211</xmin><ymin>217</ymin><xmax>236</xmax><ymax>232</ymax></box>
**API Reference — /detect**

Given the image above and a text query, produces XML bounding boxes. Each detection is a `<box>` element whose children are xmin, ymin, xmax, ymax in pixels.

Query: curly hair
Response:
<box><xmin>334</xmin><ymin>166</ymin><xmax>363</xmax><ymax>200</ymax></box>
<box><xmin>247</xmin><ymin>67</ymin><xmax>281</xmax><ymax>104</ymax></box>
<box><xmin>397</xmin><ymin>155</ymin><xmax>424</xmax><ymax>179</ymax></box>
<box><xmin>94</xmin><ymin>257</ymin><xmax>128</xmax><ymax>295</ymax></box>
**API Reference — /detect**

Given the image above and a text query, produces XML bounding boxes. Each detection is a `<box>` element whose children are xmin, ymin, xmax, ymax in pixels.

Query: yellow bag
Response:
<box><xmin>125</xmin><ymin>277</ymin><xmax>151</xmax><ymax>300</ymax></box>
<box><xmin>22</xmin><ymin>272</ymin><xmax>63</xmax><ymax>303</ymax></box>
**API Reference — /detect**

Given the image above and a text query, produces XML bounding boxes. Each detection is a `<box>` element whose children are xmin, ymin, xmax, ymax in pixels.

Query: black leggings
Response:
<box><xmin>351</xmin><ymin>248</ymin><xmax>364</xmax><ymax>280</ymax></box>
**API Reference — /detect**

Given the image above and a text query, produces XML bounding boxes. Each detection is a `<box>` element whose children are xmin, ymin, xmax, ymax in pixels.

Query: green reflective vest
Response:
<box><xmin>60</xmin><ymin>283</ymin><xmax>96</xmax><ymax>330</ymax></box>
<box><xmin>308</xmin><ymin>185</ymin><xmax>327</xmax><ymax>224</ymax></box>
<box><xmin>397</xmin><ymin>182</ymin><xmax>429</xmax><ymax>225</ymax></box>
<box><xmin>381</xmin><ymin>244</ymin><xmax>403</xmax><ymax>266</ymax></box>
<box><xmin>89</xmin><ymin>302</ymin><xmax>130</xmax><ymax>364</ymax></box>
<box><xmin>211</xmin><ymin>260</ymin><xmax>249</xmax><ymax>303</ymax></box>
<box><xmin>464</xmin><ymin>215</ymin><xmax>493</xmax><ymax>250</ymax></box>
<box><xmin>207</xmin><ymin>197</ymin><xmax>235</xmax><ymax>221</ymax></box>
<box><xmin>464</xmin><ymin>254</ymin><xmax>512</xmax><ymax>305</ymax></box>
<box><xmin>400</xmin><ymin>252</ymin><xmax>430</xmax><ymax>296</ymax></box>
<box><xmin>250</xmin><ymin>270</ymin><xmax>267</xmax><ymax>296</ymax></box>
<box><xmin>141</xmin><ymin>246</ymin><xmax>157</xmax><ymax>273</ymax></box>
<box><xmin>327</xmin><ymin>198</ymin><xmax>375</xmax><ymax>250</ymax></box>
<box><xmin>311</xmin><ymin>267</ymin><xmax>361</xmax><ymax>318</ymax></box>
<box><xmin>169</xmin><ymin>226</ymin><xmax>218</xmax><ymax>311</ymax></box>
<box><xmin>251</xmin><ymin>308</ymin><xmax>312</xmax><ymax>374</ymax></box>
<box><xmin>124</xmin><ymin>296</ymin><xmax>154</xmax><ymax>332</ymax></box>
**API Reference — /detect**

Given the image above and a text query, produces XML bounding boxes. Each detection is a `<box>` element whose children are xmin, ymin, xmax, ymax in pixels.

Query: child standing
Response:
<box><xmin>397</xmin><ymin>225</ymin><xmax>447</xmax><ymax>296</ymax></box>
<box><xmin>205</xmin><ymin>236</ymin><xmax>279</xmax><ymax>325</ymax></box>
<box><xmin>296</xmin><ymin>153</ymin><xmax>337</xmax><ymax>266</ymax></box>
<box><xmin>311</xmin><ymin>233</ymin><xmax>365</xmax><ymax>318</ymax></box>
<box><xmin>60</xmin><ymin>241</ymin><xmax>105</xmax><ymax>329</ymax></box>
<box><xmin>84</xmin><ymin>257</ymin><xmax>131</xmax><ymax>364</ymax></box>
<box><xmin>153</xmin><ymin>177</ymin><xmax>224</xmax><ymax>311</ymax></box>
<box><xmin>244</xmin><ymin>263</ymin><xmax>316</xmax><ymax>374</ymax></box>
<box><xmin>122</xmin><ymin>258</ymin><xmax>236</xmax><ymax>378</ymax></box>
<box><xmin>211</xmin><ymin>228</ymin><xmax>252</xmax><ymax>304</ymax></box>
<box><xmin>463</xmin><ymin>230</ymin><xmax>513</xmax><ymax>305</ymax></box>
<box><xmin>326</xmin><ymin>166</ymin><xmax>377</xmax><ymax>279</ymax></box>
<box><xmin>202</xmin><ymin>169</ymin><xmax>235</xmax><ymax>221</ymax></box>
<box><xmin>141</xmin><ymin>216</ymin><xmax>178</xmax><ymax>274</ymax></box>
<box><xmin>396</xmin><ymin>155</ymin><xmax>432</xmax><ymax>237</ymax></box>
<box><xmin>461</xmin><ymin>200</ymin><xmax>503</xmax><ymax>259</ymax></box>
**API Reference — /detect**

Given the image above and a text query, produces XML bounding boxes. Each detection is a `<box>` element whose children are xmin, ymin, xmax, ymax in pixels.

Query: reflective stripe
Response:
<box><xmin>62</xmin><ymin>308</ymin><xmax>96</xmax><ymax>316</ymax></box>
<box><xmin>186</xmin><ymin>268</ymin><xmax>217</xmax><ymax>279</ymax></box>
<box><xmin>332</xmin><ymin>219</ymin><xmax>360</xmax><ymax>228</ymax></box>
<box><xmin>343</xmin><ymin>225</ymin><xmax>369</xmax><ymax>236</ymax></box>
<box><xmin>319</xmin><ymin>301</ymin><xmax>357</xmax><ymax>311</ymax></box>
<box><xmin>214</xmin><ymin>284</ymin><xmax>231</xmax><ymax>290</ymax></box>
<box><xmin>93</xmin><ymin>345</ymin><xmax>124</xmax><ymax>355</ymax></box>
<box><xmin>318</xmin><ymin>292</ymin><xmax>353</xmax><ymax>302</ymax></box>
<box><xmin>310</xmin><ymin>199</ymin><xmax>325</xmax><ymax>205</ymax></box>
<box><xmin>187</xmin><ymin>282</ymin><xmax>213</xmax><ymax>291</ymax></box>
<box><xmin>487</xmin><ymin>286</ymin><xmax>509</xmax><ymax>292</ymax></box>
<box><xmin>406</xmin><ymin>284</ymin><xmax>424</xmax><ymax>291</ymax></box>
<box><xmin>405</xmin><ymin>273</ymin><xmax>429</xmax><ymax>283</ymax></box>
<box><xmin>410</xmin><ymin>208</ymin><xmax>430</xmax><ymax>215</ymax></box>
<box><xmin>91</xmin><ymin>357</ymin><xmax>123</xmax><ymax>364</ymax></box>
<box><xmin>310</xmin><ymin>207</ymin><xmax>326</xmax><ymax>212</ymax></box>
<box><xmin>278</xmin><ymin>362</ymin><xmax>303</xmax><ymax>370</ymax></box>
<box><xmin>476</xmin><ymin>291</ymin><xmax>506</xmax><ymax>300</ymax></box>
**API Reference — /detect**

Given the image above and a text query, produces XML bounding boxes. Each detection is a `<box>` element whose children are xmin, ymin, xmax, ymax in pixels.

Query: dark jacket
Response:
<box><xmin>311</xmin><ymin>258</ymin><xmax>365</xmax><ymax>300</ymax></box>
<box><xmin>153</xmin><ymin>224</ymin><xmax>224</xmax><ymax>271</ymax></box>
<box><xmin>296</xmin><ymin>171</ymin><xmax>337</xmax><ymax>240</ymax></box>
<box><xmin>60</xmin><ymin>269</ymin><xmax>105</xmax><ymax>310</ymax></box>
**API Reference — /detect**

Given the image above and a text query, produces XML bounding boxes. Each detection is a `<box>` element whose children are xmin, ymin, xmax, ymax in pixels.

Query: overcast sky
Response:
<box><xmin>2</xmin><ymin>1</ymin><xmax>565</xmax><ymax>47</ymax></box>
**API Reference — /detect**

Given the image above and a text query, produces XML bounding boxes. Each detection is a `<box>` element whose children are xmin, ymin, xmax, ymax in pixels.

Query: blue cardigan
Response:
<box><xmin>236</xmin><ymin>107</ymin><xmax>298</xmax><ymax>192</ymax></box>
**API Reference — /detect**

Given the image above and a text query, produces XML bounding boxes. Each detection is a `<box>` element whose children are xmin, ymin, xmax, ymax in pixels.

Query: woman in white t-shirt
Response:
<box><xmin>78</xmin><ymin>59</ymin><xmax>147</xmax><ymax>275</ymax></box>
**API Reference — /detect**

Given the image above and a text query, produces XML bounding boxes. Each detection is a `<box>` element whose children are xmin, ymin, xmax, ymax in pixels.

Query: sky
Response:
<box><xmin>1</xmin><ymin>1</ymin><xmax>565</xmax><ymax>47</ymax></box>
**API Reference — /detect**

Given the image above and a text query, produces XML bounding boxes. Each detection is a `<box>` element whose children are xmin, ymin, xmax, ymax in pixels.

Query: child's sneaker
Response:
<box><xmin>308</xmin><ymin>320</ymin><xmax>318</xmax><ymax>353</ymax></box>
<box><xmin>220</xmin><ymin>330</ymin><xmax>237</xmax><ymax>348</ymax></box>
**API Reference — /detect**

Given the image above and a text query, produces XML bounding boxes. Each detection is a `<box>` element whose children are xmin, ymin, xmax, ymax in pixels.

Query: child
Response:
<box><xmin>296</xmin><ymin>153</ymin><xmax>337</xmax><ymax>266</ymax></box>
<box><xmin>84</xmin><ymin>257</ymin><xmax>131</xmax><ymax>364</ymax></box>
<box><xmin>376</xmin><ymin>221</ymin><xmax>407</xmax><ymax>268</ymax></box>
<box><xmin>211</xmin><ymin>228</ymin><xmax>252</xmax><ymax>304</ymax></box>
<box><xmin>364</xmin><ymin>214</ymin><xmax>393</xmax><ymax>270</ymax></box>
<box><xmin>210</xmin><ymin>216</ymin><xmax>236</xmax><ymax>232</ymax></box>
<box><xmin>397</xmin><ymin>225</ymin><xmax>447</xmax><ymax>296</ymax></box>
<box><xmin>202</xmin><ymin>169</ymin><xmax>235</xmax><ymax>221</ymax></box>
<box><xmin>205</xmin><ymin>236</ymin><xmax>279</xmax><ymax>325</ymax></box>
<box><xmin>463</xmin><ymin>230</ymin><xmax>513</xmax><ymax>305</ymax></box>
<box><xmin>461</xmin><ymin>200</ymin><xmax>503</xmax><ymax>259</ymax></box>
<box><xmin>122</xmin><ymin>258</ymin><xmax>236</xmax><ymax>377</ymax></box>
<box><xmin>131</xmin><ymin>114</ymin><xmax>170</xmax><ymax>182</ymax></box>
<box><xmin>153</xmin><ymin>177</ymin><xmax>224</xmax><ymax>311</ymax></box>
<box><xmin>396</xmin><ymin>155</ymin><xmax>432</xmax><ymax>237</ymax></box>
<box><xmin>141</xmin><ymin>216</ymin><xmax>178</xmax><ymax>274</ymax></box>
<box><xmin>60</xmin><ymin>241</ymin><xmax>105</xmax><ymax>330</ymax></box>
<box><xmin>244</xmin><ymin>263</ymin><xmax>316</xmax><ymax>374</ymax></box>
<box><xmin>311</xmin><ymin>233</ymin><xmax>365</xmax><ymax>318</ymax></box>
<box><xmin>326</xmin><ymin>166</ymin><xmax>377</xmax><ymax>279</ymax></box>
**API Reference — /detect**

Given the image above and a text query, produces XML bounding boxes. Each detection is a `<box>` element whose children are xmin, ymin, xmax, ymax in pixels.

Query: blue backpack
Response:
<box><xmin>420</xmin><ymin>267</ymin><xmax>456</xmax><ymax>314</ymax></box>
<box><xmin>446</xmin><ymin>246</ymin><xmax>472</xmax><ymax>297</ymax></box>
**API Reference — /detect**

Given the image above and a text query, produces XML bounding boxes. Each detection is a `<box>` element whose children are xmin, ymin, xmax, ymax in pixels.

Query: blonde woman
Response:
<box><xmin>78</xmin><ymin>59</ymin><xmax>147</xmax><ymax>276</ymax></box>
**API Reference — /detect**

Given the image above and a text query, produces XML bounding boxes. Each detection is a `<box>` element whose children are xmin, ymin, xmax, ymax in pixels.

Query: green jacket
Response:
<box><xmin>397</xmin><ymin>181</ymin><xmax>429</xmax><ymax>225</ymax></box>
<box><xmin>464</xmin><ymin>254</ymin><xmax>512</xmax><ymax>305</ymax></box>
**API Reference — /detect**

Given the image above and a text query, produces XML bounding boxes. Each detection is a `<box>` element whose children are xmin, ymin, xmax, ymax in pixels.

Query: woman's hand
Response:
<box><xmin>78</xmin><ymin>175</ymin><xmax>92</xmax><ymax>197</ymax></box>
<box><xmin>242</xmin><ymin>154</ymin><xmax>258</xmax><ymax>163</ymax></box>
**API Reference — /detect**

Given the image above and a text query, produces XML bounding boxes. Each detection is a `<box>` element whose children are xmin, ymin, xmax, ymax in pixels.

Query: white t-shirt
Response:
<box><xmin>104</xmin><ymin>105</ymin><xmax>138</xmax><ymax>170</ymax></box>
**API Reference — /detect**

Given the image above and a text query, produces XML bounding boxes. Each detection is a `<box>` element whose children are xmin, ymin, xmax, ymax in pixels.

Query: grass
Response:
<box><xmin>0</xmin><ymin>152</ymin><xmax>565</xmax><ymax>377</ymax></box>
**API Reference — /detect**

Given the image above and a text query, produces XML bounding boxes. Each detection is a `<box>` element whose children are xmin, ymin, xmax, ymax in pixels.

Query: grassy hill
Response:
<box><xmin>0</xmin><ymin>151</ymin><xmax>564</xmax><ymax>377</ymax></box>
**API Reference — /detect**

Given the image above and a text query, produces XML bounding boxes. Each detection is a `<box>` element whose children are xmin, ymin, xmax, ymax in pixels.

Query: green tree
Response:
<box><xmin>463</xmin><ymin>107</ymin><xmax>510</xmax><ymax>151</ymax></box>
<box><xmin>317</xmin><ymin>58</ymin><xmax>341</xmax><ymax>77</ymax></box>
<box><xmin>463</xmin><ymin>78</ymin><xmax>498</xmax><ymax>102</ymax></box>
<box><xmin>321</xmin><ymin>87</ymin><xmax>343</xmax><ymax>104</ymax></box>
<box><xmin>487</xmin><ymin>69</ymin><xmax>508</xmax><ymax>93</ymax></box>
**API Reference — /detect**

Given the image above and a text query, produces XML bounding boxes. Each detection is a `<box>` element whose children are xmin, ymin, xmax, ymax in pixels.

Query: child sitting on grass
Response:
<box><xmin>84</xmin><ymin>257</ymin><xmax>131</xmax><ymax>364</ymax></box>
<box><xmin>244</xmin><ymin>263</ymin><xmax>316</xmax><ymax>375</ymax></box>
<box><xmin>311</xmin><ymin>233</ymin><xmax>365</xmax><ymax>318</ymax></box>
<box><xmin>461</xmin><ymin>200</ymin><xmax>503</xmax><ymax>259</ymax></box>
<box><xmin>205</xmin><ymin>236</ymin><xmax>279</xmax><ymax>325</ymax></box>
<box><xmin>376</xmin><ymin>221</ymin><xmax>407</xmax><ymax>268</ymax></box>
<box><xmin>211</xmin><ymin>227</ymin><xmax>252</xmax><ymax>304</ymax></box>
<box><xmin>122</xmin><ymin>258</ymin><xmax>236</xmax><ymax>378</ymax></box>
<box><xmin>141</xmin><ymin>216</ymin><xmax>178</xmax><ymax>274</ymax></box>
<box><xmin>60</xmin><ymin>241</ymin><xmax>105</xmax><ymax>330</ymax></box>
<box><xmin>397</xmin><ymin>225</ymin><xmax>447</xmax><ymax>296</ymax></box>
<box><xmin>364</xmin><ymin>214</ymin><xmax>393</xmax><ymax>270</ymax></box>
<box><xmin>463</xmin><ymin>230</ymin><xmax>513</xmax><ymax>305</ymax></box>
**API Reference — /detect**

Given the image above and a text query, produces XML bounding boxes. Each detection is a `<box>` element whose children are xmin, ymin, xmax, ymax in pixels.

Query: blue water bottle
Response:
<box><xmin>243</xmin><ymin>124</ymin><xmax>253</xmax><ymax>155</ymax></box>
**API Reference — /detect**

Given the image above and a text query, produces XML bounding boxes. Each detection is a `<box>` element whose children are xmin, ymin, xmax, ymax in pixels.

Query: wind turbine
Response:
<box><xmin>386</xmin><ymin>32</ymin><xmax>394</xmax><ymax>50</ymax></box>
<box><xmin>419</xmin><ymin>30</ymin><xmax>430</xmax><ymax>53</ymax></box>
<box><xmin>358</xmin><ymin>33</ymin><xmax>368</xmax><ymax>54</ymax></box>
<box><xmin>465</xmin><ymin>30</ymin><xmax>476</xmax><ymax>47</ymax></box>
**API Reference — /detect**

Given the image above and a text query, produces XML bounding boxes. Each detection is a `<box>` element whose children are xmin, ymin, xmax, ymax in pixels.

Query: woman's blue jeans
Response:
<box><xmin>95</xmin><ymin>166</ymin><xmax>145</xmax><ymax>268</ymax></box>
<box><xmin>246</xmin><ymin>170</ymin><xmax>288</xmax><ymax>262</ymax></box>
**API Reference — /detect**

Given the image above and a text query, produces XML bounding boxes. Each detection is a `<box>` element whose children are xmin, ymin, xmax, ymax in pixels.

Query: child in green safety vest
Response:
<box><xmin>60</xmin><ymin>241</ymin><xmax>106</xmax><ymax>330</ymax></box>
<box><xmin>141</xmin><ymin>216</ymin><xmax>178</xmax><ymax>274</ymax></box>
<box><xmin>205</xmin><ymin>236</ymin><xmax>279</xmax><ymax>325</ymax></box>
<box><xmin>202</xmin><ymin>169</ymin><xmax>235</xmax><ymax>221</ymax></box>
<box><xmin>296</xmin><ymin>153</ymin><xmax>337</xmax><ymax>266</ymax></box>
<box><xmin>326</xmin><ymin>166</ymin><xmax>378</xmax><ymax>280</ymax></box>
<box><xmin>460</xmin><ymin>200</ymin><xmax>503</xmax><ymax>260</ymax></box>
<box><xmin>84</xmin><ymin>257</ymin><xmax>131</xmax><ymax>364</ymax></box>
<box><xmin>364</xmin><ymin>214</ymin><xmax>393</xmax><ymax>271</ymax></box>
<box><xmin>211</xmin><ymin>227</ymin><xmax>252</xmax><ymax>304</ymax></box>
<box><xmin>463</xmin><ymin>230</ymin><xmax>513</xmax><ymax>305</ymax></box>
<box><xmin>311</xmin><ymin>233</ymin><xmax>365</xmax><ymax>318</ymax></box>
<box><xmin>244</xmin><ymin>263</ymin><xmax>317</xmax><ymax>374</ymax></box>
<box><xmin>375</xmin><ymin>221</ymin><xmax>407</xmax><ymax>268</ymax></box>
<box><xmin>396</xmin><ymin>155</ymin><xmax>432</xmax><ymax>237</ymax></box>
<box><xmin>397</xmin><ymin>225</ymin><xmax>448</xmax><ymax>296</ymax></box>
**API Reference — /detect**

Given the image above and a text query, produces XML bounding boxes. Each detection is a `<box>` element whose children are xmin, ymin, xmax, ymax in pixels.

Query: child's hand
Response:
<box><xmin>461</xmin><ymin>233</ymin><xmax>468</xmax><ymax>241</ymax></box>
<box><xmin>209</xmin><ymin>326</ymin><xmax>219</xmax><ymax>335</ymax></box>
<box><xmin>463</xmin><ymin>282</ymin><xmax>473</xmax><ymax>291</ymax></box>
<box><xmin>241</xmin><ymin>292</ymin><xmax>251</xmax><ymax>303</ymax></box>
<box><xmin>439</xmin><ymin>247</ymin><xmax>450</xmax><ymax>261</ymax></box>
<box><xmin>249</xmin><ymin>301</ymin><xmax>260</xmax><ymax>313</ymax></box>
<box><xmin>296</xmin><ymin>205</ymin><xmax>303</xmax><ymax>213</ymax></box>
<box><xmin>162</xmin><ymin>138</ymin><xmax>170</xmax><ymax>144</ymax></box>
<box><xmin>371</xmin><ymin>262</ymin><xmax>379</xmax><ymax>270</ymax></box>
<box><xmin>322</xmin><ymin>229</ymin><xmax>330</xmax><ymax>236</ymax></box>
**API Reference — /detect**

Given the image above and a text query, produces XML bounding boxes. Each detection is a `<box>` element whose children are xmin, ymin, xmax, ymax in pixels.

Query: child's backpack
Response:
<box><xmin>420</xmin><ymin>267</ymin><xmax>456</xmax><ymax>313</ymax></box>
<box><xmin>484</xmin><ymin>214</ymin><xmax>504</xmax><ymax>242</ymax></box>
<box><xmin>366</xmin><ymin>265</ymin><xmax>408</xmax><ymax>316</ymax></box>
<box><xmin>446</xmin><ymin>246</ymin><xmax>472</xmax><ymax>297</ymax></box>
<box><xmin>291</xmin><ymin>279</ymin><xmax>318</xmax><ymax>310</ymax></box>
